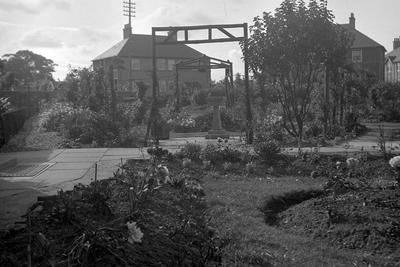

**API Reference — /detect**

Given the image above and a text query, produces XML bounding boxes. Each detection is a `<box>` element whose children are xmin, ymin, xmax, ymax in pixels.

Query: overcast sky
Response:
<box><xmin>0</xmin><ymin>0</ymin><xmax>398</xmax><ymax>81</ymax></box>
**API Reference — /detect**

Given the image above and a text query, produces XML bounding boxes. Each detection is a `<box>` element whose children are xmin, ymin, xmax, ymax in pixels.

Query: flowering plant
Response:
<box><xmin>346</xmin><ymin>157</ymin><xmax>360</xmax><ymax>168</ymax></box>
<box><xmin>389</xmin><ymin>156</ymin><xmax>400</xmax><ymax>187</ymax></box>
<box><xmin>126</xmin><ymin>221</ymin><xmax>144</xmax><ymax>244</ymax></box>
<box><xmin>167</xmin><ymin>112</ymin><xmax>196</xmax><ymax>132</ymax></box>
<box><xmin>389</xmin><ymin>156</ymin><xmax>400</xmax><ymax>169</ymax></box>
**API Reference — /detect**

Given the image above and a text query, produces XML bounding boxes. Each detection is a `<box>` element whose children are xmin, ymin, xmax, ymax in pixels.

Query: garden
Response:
<box><xmin>1</xmin><ymin>139</ymin><xmax>400</xmax><ymax>266</ymax></box>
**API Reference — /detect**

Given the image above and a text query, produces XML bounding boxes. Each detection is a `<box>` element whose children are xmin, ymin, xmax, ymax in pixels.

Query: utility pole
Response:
<box><xmin>123</xmin><ymin>0</ymin><xmax>136</xmax><ymax>26</ymax></box>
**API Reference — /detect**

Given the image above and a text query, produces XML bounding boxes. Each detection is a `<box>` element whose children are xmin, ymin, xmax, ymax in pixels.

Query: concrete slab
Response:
<box><xmin>101</xmin><ymin>155</ymin><xmax>147</xmax><ymax>161</ymax></box>
<box><xmin>103</xmin><ymin>148</ymin><xmax>146</xmax><ymax>156</ymax></box>
<box><xmin>48</xmin><ymin>162</ymin><xmax>95</xmax><ymax>171</ymax></box>
<box><xmin>61</xmin><ymin>148</ymin><xmax>108</xmax><ymax>153</ymax></box>
<box><xmin>0</xmin><ymin>150</ymin><xmax>64</xmax><ymax>164</ymax></box>
<box><xmin>49</xmin><ymin>155</ymin><xmax>101</xmax><ymax>163</ymax></box>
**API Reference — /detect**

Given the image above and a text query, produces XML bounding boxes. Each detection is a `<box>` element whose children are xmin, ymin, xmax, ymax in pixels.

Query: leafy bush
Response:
<box><xmin>180</xmin><ymin>143</ymin><xmax>202</xmax><ymax>161</ymax></box>
<box><xmin>194</xmin><ymin>109</ymin><xmax>242</xmax><ymax>132</ymax></box>
<box><xmin>194</xmin><ymin>90</ymin><xmax>208</xmax><ymax>105</ymax></box>
<box><xmin>200</xmin><ymin>143</ymin><xmax>243</xmax><ymax>164</ymax></box>
<box><xmin>254</xmin><ymin>140</ymin><xmax>281</xmax><ymax>163</ymax></box>
<box><xmin>304</xmin><ymin>122</ymin><xmax>323</xmax><ymax>138</ymax></box>
<box><xmin>0</xmin><ymin>97</ymin><xmax>11</xmax><ymax>114</ymax></box>
<box><xmin>370</xmin><ymin>82</ymin><xmax>400</xmax><ymax>122</ymax></box>
<box><xmin>254</xmin><ymin>114</ymin><xmax>284</xmax><ymax>143</ymax></box>
<box><xmin>167</xmin><ymin>111</ymin><xmax>196</xmax><ymax>133</ymax></box>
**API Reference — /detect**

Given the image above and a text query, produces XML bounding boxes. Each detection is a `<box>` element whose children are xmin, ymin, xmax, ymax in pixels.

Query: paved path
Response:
<box><xmin>0</xmin><ymin>147</ymin><xmax>150</xmax><ymax>228</ymax></box>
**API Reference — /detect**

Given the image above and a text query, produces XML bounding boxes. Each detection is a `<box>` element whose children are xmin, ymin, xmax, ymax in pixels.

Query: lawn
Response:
<box><xmin>203</xmin><ymin>171</ymin><xmax>398</xmax><ymax>266</ymax></box>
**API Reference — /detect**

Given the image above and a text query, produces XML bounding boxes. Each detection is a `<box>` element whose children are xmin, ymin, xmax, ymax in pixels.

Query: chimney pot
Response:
<box><xmin>349</xmin><ymin>13</ymin><xmax>355</xmax><ymax>29</ymax></box>
<box><xmin>394</xmin><ymin>37</ymin><xmax>400</xmax><ymax>50</ymax></box>
<box><xmin>123</xmin><ymin>24</ymin><xmax>132</xmax><ymax>39</ymax></box>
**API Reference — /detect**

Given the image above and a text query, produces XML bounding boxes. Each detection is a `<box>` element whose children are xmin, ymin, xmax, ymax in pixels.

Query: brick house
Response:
<box><xmin>341</xmin><ymin>13</ymin><xmax>386</xmax><ymax>81</ymax></box>
<box><xmin>92</xmin><ymin>25</ymin><xmax>211</xmax><ymax>97</ymax></box>
<box><xmin>384</xmin><ymin>37</ymin><xmax>400</xmax><ymax>83</ymax></box>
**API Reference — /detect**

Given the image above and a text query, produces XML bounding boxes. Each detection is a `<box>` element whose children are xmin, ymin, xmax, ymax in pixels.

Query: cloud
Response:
<box><xmin>79</xmin><ymin>27</ymin><xmax>117</xmax><ymax>43</ymax></box>
<box><xmin>143</xmin><ymin>5</ymin><xmax>218</xmax><ymax>28</ymax></box>
<box><xmin>22</xmin><ymin>30</ymin><xmax>63</xmax><ymax>48</ymax></box>
<box><xmin>0</xmin><ymin>0</ymin><xmax>70</xmax><ymax>14</ymax></box>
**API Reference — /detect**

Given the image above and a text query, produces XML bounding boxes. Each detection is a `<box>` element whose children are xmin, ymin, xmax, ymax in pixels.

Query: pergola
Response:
<box><xmin>174</xmin><ymin>55</ymin><xmax>234</xmax><ymax>112</ymax></box>
<box><xmin>145</xmin><ymin>23</ymin><xmax>253</xmax><ymax>144</ymax></box>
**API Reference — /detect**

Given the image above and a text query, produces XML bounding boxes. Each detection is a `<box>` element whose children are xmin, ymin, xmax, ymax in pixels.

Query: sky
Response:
<box><xmin>0</xmin><ymin>0</ymin><xmax>398</xmax><ymax>81</ymax></box>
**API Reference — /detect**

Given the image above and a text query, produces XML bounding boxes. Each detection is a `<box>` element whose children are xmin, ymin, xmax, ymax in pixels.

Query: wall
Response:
<box><xmin>360</xmin><ymin>47</ymin><xmax>385</xmax><ymax>80</ymax></box>
<box><xmin>385</xmin><ymin>60</ymin><xmax>400</xmax><ymax>83</ymax></box>
<box><xmin>94</xmin><ymin>56</ymin><xmax>211</xmax><ymax>97</ymax></box>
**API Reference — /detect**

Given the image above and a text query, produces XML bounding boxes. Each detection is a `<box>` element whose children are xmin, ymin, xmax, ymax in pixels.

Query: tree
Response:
<box><xmin>1</xmin><ymin>50</ymin><xmax>56</xmax><ymax>90</ymax></box>
<box><xmin>244</xmin><ymin>0</ymin><xmax>349</xmax><ymax>147</ymax></box>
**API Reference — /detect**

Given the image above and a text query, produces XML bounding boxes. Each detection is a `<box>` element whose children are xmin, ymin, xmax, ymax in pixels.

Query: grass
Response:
<box><xmin>202</xmin><ymin>172</ymin><xmax>388</xmax><ymax>266</ymax></box>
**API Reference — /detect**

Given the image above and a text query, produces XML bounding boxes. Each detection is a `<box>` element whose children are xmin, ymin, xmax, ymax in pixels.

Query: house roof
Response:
<box><xmin>93</xmin><ymin>34</ymin><xmax>204</xmax><ymax>61</ymax></box>
<box><xmin>386</xmin><ymin>46</ymin><xmax>400</xmax><ymax>63</ymax></box>
<box><xmin>341</xmin><ymin>24</ymin><xmax>386</xmax><ymax>51</ymax></box>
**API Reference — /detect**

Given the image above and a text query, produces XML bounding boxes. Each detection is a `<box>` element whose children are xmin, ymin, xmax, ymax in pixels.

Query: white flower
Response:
<box><xmin>157</xmin><ymin>165</ymin><xmax>171</xmax><ymax>183</ymax></box>
<box><xmin>346</xmin><ymin>157</ymin><xmax>359</xmax><ymax>168</ymax></box>
<box><xmin>127</xmin><ymin>221</ymin><xmax>144</xmax><ymax>244</ymax></box>
<box><xmin>389</xmin><ymin>156</ymin><xmax>400</xmax><ymax>168</ymax></box>
<box><xmin>335</xmin><ymin>161</ymin><xmax>342</xmax><ymax>169</ymax></box>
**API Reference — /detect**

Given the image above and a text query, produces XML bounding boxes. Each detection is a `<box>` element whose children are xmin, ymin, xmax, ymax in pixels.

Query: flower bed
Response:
<box><xmin>0</xmin><ymin>158</ymin><xmax>223</xmax><ymax>266</ymax></box>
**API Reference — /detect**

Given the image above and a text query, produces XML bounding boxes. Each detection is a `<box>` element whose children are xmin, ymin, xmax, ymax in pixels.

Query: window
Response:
<box><xmin>113</xmin><ymin>68</ymin><xmax>119</xmax><ymax>80</ymax></box>
<box><xmin>159</xmin><ymin>80</ymin><xmax>167</xmax><ymax>94</ymax></box>
<box><xmin>157</xmin><ymin>59</ymin><xmax>167</xmax><ymax>70</ymax></box>
<box><xmin>167</xmin><ymin>59</ymin><xmax>175</xmax><ymax>71</ymax></box>
<box><xmin>131</xmin><ymin>58</ymin><xmax>141</xmax><ymax>70</ymax></box>
<box><xmin>351</xmin><ymin>49</ymin><xmax>362</xmax><ymax>63</ymax></box>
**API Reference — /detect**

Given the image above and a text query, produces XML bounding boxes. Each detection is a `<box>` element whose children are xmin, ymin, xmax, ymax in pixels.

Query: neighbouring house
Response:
<box><xmin>92</xmin><ymin>24</ymin><xmax>211</xmax><ymax>99</ymax></box>
<box><xmin>341</xmin><ymin>13</ymin><xmax>386</xmax><ymax>81</ymax></box>
<box><xmin>384</xmin><ymin>37</ymin><xmax>400</xmax><ymax>83</ymax></box>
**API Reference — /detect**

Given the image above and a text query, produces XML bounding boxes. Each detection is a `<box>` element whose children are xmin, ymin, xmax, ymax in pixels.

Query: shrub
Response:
<box><xmin>254</xmin><ymin>140</ymin><xmax>281</xmax><ymax>163</ymax></box>
<box><xmin>254</xmin><ymin>114</ymin><xmax>284</xmax><ymax>143</ymax></box>
<box><xmin>180</xmin><ymin>143</ymin><xmax>202</xmax><ymax>161</ymax></box>
<box><xmin>304</xmin><ymin>122</ymin><xmax>323</xmax><ymax>138</ymax></box>
<box><xmin>167</xmin><ymin>112</ymin><xmax>197</xmax><ymax>133</ymax></box>
<box><xmin>194</xmin><ymin>90</ymin><xmax>208</xmax><ymax>105</ymax></box>
<box><xmin>0</xmin><ymin>97</ymin><xmax>11</xmax><ymax>114</ymax></box>
<box><xmin>194</xmin><ymin>109</ymin><xmax>242</xmax><ymax>132</ymax></box>
<box><xmin>201</xmin><ymin>144</ymin><xmax>222</xmax><ymax>164</ymax></box>
<box><xmin>200</xmin><ymin>143</ymin><xmax>243</xmax><ymax>164</ymax></box>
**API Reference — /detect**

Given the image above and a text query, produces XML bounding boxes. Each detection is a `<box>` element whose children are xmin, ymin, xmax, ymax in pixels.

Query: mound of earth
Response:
<box><xmin>278</xmin><ymin>188</ymin><xmax>400</xmax><ymax>261</ymax></box>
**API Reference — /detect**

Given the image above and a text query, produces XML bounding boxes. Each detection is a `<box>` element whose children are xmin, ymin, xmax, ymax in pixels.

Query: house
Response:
<box><xmin>341</xmin><ymin>13</ymin><xmax>386</xmax><ymax>81</ymax></box>
<box><xmin>384</xmin><ymin>37</ymin><xmax>400</xmax><ymax>83</ymax></box>
<box><xmin>92</xmin><ymin>24</ymin><xmax>211</xmax><ymax>98</ymax></box>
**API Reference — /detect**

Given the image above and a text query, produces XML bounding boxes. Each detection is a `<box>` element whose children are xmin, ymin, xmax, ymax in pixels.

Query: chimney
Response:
<box><xmin>123</xmin><ymin>24</ymin><xmax>132</xmax><ymax>39</ymax></box>
<box><xmin>349</xmin><ymin>13</ymin><xmax>355</xmax><ymax>29</ymax></box>
<box><xmin>394</xmin><ymin>38</ymin><xmax>400</xmax><ymax>50</ymax></box>
<box><xmin>167</xmin><ymin>31</ymin><xmax>177</xmax><ymax>41</ymax></box>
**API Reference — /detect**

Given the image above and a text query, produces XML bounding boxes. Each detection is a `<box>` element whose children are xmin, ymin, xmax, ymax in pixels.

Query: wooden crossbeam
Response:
<box><xmin>155</xmin><ymin>37</ymin><xmax>242</xmax><ymax>45</ymax></box>
<box><xmin>217</xmin><ymin>27</ymin><xmax>236</xmax><ymax>39</ymax></box>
